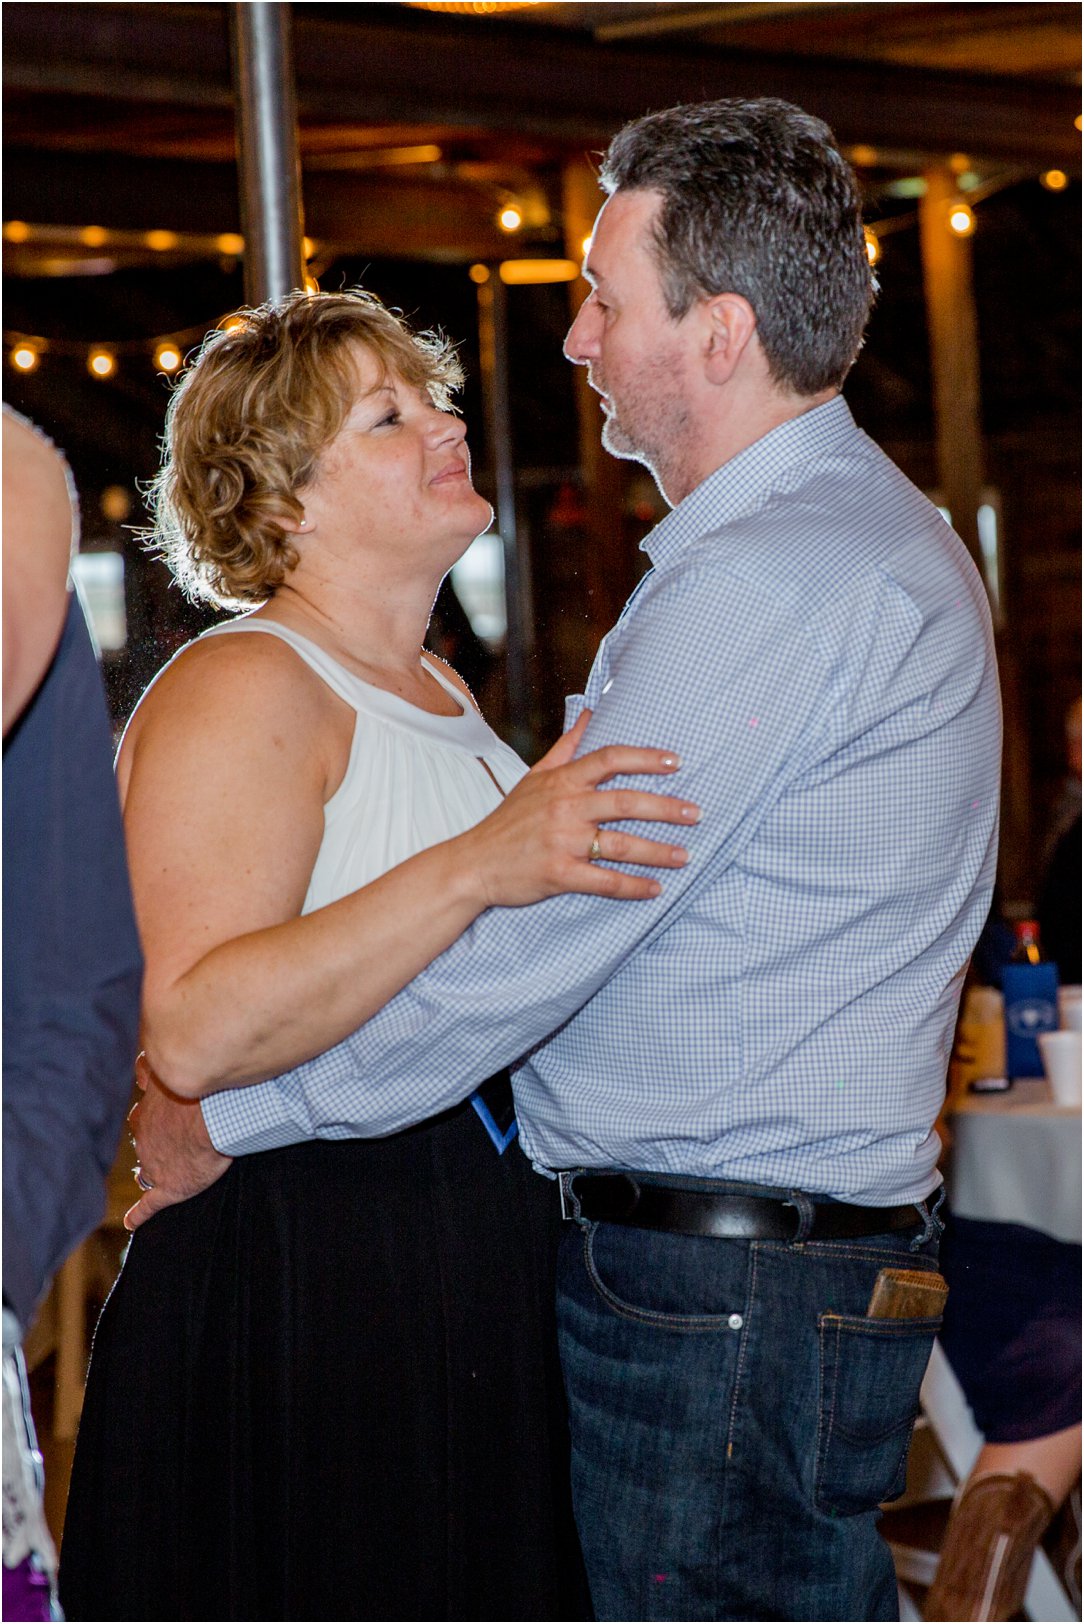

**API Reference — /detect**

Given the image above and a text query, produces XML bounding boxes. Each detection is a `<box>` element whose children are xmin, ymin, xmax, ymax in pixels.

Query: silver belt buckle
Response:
<box><xmin>558</xmin><ymin>1170</ymin><xmax>577</xmax><ymax>1221</ymax></box>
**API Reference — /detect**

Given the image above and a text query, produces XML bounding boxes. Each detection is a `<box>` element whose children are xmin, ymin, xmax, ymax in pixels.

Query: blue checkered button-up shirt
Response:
<box><xmin>203</xmin><ymin>396</ymin><xmax>1001</xmax><ymax>1204</ymax></box>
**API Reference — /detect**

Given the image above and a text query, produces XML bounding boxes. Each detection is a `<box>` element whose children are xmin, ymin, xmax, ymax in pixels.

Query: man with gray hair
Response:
<box><xmin>133</xmin><ymin>99</ymin><xmax>1001</xmax><ymax>1619</ymax></box>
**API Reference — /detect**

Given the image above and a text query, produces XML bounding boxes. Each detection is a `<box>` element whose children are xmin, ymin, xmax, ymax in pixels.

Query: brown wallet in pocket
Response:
<box><xmin>866</xmin><ymin>1268</ymin><xmax>949</xmax><ymax>1320</ymax></box>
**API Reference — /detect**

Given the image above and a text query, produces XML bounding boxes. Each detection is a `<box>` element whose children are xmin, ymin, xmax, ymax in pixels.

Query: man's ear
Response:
<box><xmin>701</xmin><ymin>292</ymin><xmax>758</xmax><ymax>384</ymax></box>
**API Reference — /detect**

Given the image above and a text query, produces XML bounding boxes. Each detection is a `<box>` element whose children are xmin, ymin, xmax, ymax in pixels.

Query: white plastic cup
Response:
<box><xmin>1058</xmin><ymin>986</ymin><xmax>1082</xmax><ymax>1032</ymax></box>
<box><xmin>1038</xmin><ymin>1030</ymin><xmax>1083</xmax><ymax>1106</ymax></box>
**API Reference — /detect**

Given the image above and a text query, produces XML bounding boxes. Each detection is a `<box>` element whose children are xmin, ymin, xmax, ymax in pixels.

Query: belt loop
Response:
<box><xmin>909</xmin><ymin>1184</ymin><xmax>946</xmax><ymax>1251</ymax></box>
<box><xmin>558</xmin><ymin>1170</ymin><xmax>583</xmax><ymax>1222</ymax></box>
<box><xmin>785</xmin><ymin>1188</ymin><xmax>815</xmax><ymax>1243</ymax></box>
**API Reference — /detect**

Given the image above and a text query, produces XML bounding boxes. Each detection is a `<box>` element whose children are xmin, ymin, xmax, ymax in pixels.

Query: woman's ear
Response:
<box><xmin>276</xmin><ymin>508</ymin><xmax>313</xmax><ymax>536</ymax></box>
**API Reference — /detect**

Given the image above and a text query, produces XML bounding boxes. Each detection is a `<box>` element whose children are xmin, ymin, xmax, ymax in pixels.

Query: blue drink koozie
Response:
<box><xmin>1002</xmin><ymin>961</ymin><xmax>1059</xmax><ymax>1079</ymax></box>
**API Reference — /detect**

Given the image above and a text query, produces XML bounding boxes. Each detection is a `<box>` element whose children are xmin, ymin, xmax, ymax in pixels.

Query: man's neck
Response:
<box><xmin>662</xmin><ymin>385</ymin><xmax>839</xmax><ymax>508</ymax></box>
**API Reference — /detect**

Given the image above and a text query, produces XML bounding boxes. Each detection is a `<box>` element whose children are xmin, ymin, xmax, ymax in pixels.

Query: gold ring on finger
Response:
<box><xmin>588</xmin><ymin>835</ymin><xmax>602</xmax><ymax>862</ymax></box>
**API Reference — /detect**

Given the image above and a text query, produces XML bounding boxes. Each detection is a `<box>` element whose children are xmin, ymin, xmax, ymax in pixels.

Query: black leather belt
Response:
<box><xmin>559</xmin><ymin>1171</ymin><xmax>924</xmax><ymax>1242</ymax></box>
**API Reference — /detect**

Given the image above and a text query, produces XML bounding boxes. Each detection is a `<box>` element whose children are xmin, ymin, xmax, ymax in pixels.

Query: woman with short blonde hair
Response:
<box><xmin>151</xmin><ymin>289</ymin><xmax>463</xmax><ymax>607</ymax></box>
<box><xmin>60</xmin><ymin>287</ymin><xmax>696</xmax><ymax>1621</ymax></box>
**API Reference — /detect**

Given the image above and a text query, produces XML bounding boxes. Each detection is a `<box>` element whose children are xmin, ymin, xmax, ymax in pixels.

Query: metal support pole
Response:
<box><xmin>476</xmin><ymin>268</ymin><xmax>533</xmax><ymax>753</ymax></box>
<box><xmin>230</xmin><ymin>2</ymin><xmax>306</xmax><ymax>306</ymax></box>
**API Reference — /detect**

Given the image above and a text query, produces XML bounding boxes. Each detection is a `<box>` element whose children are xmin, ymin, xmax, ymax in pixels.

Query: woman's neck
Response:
<box><xmin>256</xmin><ymin>574</ymin><xmax>451</xmax><ymax>707</ymax></box>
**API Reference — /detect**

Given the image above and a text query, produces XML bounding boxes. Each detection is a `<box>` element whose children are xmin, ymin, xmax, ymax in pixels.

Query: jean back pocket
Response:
<box><xmin>815</xmin><ymin>1310</ymin><xmax>941</xmax><ymax>1517</ymax></box>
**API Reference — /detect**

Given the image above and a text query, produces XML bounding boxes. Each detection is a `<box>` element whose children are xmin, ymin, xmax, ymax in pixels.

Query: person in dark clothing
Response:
<box><xmin>1038</xmin><ymin>812</ymin><xmax>1081</xmax><ymax>986</ymax></box>
<box><xmin>2</xmin><ymin>407</ymin><xmax>143</xmax><ymax>1620</ymax></box>
<box><xmin>1038</xmin><ymin>697</ymin><xmax>1082</xmax><ymax>987</ymax></box>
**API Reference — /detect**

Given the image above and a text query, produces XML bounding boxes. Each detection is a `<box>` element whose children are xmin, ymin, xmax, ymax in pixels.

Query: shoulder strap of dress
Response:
<box><xmin>420</xmin><ymin>654</ymin><xmax>473</xmax><ymax>714</ymax></box>
<box><xmin>199</xmin><ymin>618</ymin><xmax>361</xmax><ymax>710</ymax></box>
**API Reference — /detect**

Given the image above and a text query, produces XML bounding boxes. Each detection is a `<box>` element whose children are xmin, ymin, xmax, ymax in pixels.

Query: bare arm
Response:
<box><xmin>3</xmin><ymin>409</ymin><xmax>77</xmax><ymax>733</ymax></box>
<box><xmin>124</xmin><ymin>634</ymin><xmax>697</xmax><ymax>1100</ymax></box>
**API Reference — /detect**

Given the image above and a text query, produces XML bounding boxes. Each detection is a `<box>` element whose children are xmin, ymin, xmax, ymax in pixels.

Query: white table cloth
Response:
<box><xmin>947</xmin><ymin>1077</ymin><xmax>1081</xmax><ymax>1243</ymax></box>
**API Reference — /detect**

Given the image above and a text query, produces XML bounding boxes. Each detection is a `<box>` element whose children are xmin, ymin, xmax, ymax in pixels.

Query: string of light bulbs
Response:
<box><xmin>4</xmin><ymin>159</ymin><xmax>1075</xmax><ymax>380</ymax></box>
<box><xmin>5</xmin><ymin>321</ymin><xmax>218</xmax><ymax>378</ymax></box>
<box><xmin>859</xmin><ymin>162</ymin><xmax>1070</xmax><ymax>266</ymax></box>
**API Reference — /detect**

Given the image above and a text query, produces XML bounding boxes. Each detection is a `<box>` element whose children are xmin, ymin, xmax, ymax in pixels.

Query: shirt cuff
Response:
<box><xmin>200</xmin><ymin>1085</ymin><xmax>312</xmax><ymax>1157</ymax></box>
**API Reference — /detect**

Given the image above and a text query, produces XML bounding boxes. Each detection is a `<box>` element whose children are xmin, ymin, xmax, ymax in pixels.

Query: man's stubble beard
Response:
<box><xmin>599</xmin><ymin>384</ymin><xmax>695</xmax><ymax>506</ymax></box>
<box><xmin>600</xmin><ymin>411</ymin><xmax>642</xmax><ymax>462</ymax></box>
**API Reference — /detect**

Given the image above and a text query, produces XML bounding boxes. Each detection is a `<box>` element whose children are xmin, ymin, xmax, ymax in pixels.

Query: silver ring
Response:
<box><xmin>588</xmin><ymin>835</ymin><xmax>602</xmax><ymax>863</ymax></box>
<box><xmin>134</xmin><ymin>1166</ymin><xmax>154</xmax><ymax>1192</ymax></box>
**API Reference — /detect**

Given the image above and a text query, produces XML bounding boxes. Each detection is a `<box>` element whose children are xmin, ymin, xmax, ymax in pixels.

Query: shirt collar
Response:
<box><xmin>641</xmin><ymin>393</ymin><xmax>859</xmax><ymax>571</ymax></box>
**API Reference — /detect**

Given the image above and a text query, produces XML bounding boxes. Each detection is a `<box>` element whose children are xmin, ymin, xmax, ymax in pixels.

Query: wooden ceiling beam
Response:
<box><xmin>2</xmin><ymin>2</ymin><xmax>1078</xmax><ymax>166</ymax></box>
<box><xmin>1</xmin><ymin>149</ymin><xmax>536</xmax><ymax>262</ymax></box>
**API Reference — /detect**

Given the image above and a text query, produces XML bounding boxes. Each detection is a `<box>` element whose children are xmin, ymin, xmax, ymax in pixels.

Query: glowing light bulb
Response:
<box><xmin>220</xmin><ymin>315</ymin><xmax>247</xmax><ymax>334</ymax></box>
<box><xmin>215</xmin><ymin>233</ymin><xmax>245</xmax><ymax>256</ymax></box>
<box><xmin>499</xmin><ymin>259</ymin><xmax>580</xmax><ymax>285</ymax></box>
<box><xmin>155</xmin><ymin>343</ymin><xmax>182</xmax><ymax>372</ymax></box>
<box><xmin>1041</xmin><ymin>169</ymin><xmax>1068</xmax><ymax>192</ymax></box>
<box><xmin>80</xmin><ymin>225</ymin><xmax>108</xmax><ymax>248</ymax></box>
<box><xmin>11</xmin><ymin>345</ymin><xmax>39</xmax><ymax>372</ymax></box>
<box><xmin>88</xmin><ymin>349</ymin><xmax>116</xmax><ymax>378</ymax></box>
<box><xmin>497</xmin><ymin>203</ymin><xmax>523</xmax><ymax>233</ymax></box>
<box><xmin>850</xmin><ymin>145</ymin><xmax>878</xmax><ymax>169</ymax></box>
<box><xmin>947</xmin><ymin>202</ymin><xmax>975</xmax><ymax>238</ymax></box>
<box><xmin>581</xmin><ymin>235</ymin><xmax>592</xmax><ymax>260</ymax></box>
<box><xmin>145</xmin><ymin>229</ymin><xmax>179</xmax><ymax>251</ymax></box>
<box><xmin>468</xmin><ymin>263</ymin><xmax>490</xmax><ymax>284</ymax></box>
<box><xmin>864</xmin><ymin>227</ymin><xmax>881</xmax><ymax>267</ymax></box>
<box><xmin>101</xmin><ymin>486</ymin><xmax>131</xmax><ymax>522</ymax></box>
<box><xmin>3</xmin><ymin>220</ymin><xmax>30</xmax><ymax>243</ymax></box>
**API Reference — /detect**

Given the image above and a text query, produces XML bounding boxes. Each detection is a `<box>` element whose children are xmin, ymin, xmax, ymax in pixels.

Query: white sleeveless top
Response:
<box><xmin>200</xmin><ymin>618</ymin><xmax>528</xmax><ymax>915</ymax></box>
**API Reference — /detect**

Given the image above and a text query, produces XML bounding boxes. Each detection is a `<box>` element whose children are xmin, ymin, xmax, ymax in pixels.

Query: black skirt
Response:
<box><xmin>59</xmin><ymin>1079</ymin><xmax>591</xmax><ymax>1622</ymax></box>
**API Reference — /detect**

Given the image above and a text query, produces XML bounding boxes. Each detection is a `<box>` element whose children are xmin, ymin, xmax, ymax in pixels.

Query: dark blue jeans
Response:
<box><xmin>556</xmin><ymin>1184</ymin><xmax>943</xmax><ymax>1622</ymax></box>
